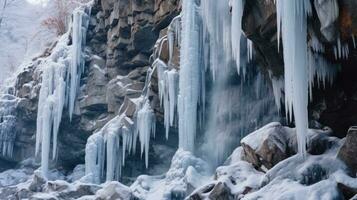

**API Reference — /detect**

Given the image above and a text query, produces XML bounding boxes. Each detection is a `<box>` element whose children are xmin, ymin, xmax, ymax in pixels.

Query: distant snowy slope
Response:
<box><xmin>0</xmin><ymin>0</ymin><xmax>55</xmax><ymax>85</ymax></box>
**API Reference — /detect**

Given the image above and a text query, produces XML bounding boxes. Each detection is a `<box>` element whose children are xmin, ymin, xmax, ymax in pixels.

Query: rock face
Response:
<box><xmin>338</xmin><ymin>127</ymin><xmax>357</xmax><ymax>176</ymax></box>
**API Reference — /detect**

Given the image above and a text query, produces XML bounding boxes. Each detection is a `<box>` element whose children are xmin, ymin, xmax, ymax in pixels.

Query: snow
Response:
<box><xmin>241</xmin><ymin>122</ymin><xmax>290</xmax><ymax>151</ymax></box>
<box><xmin>0</xmin><ymin>1</ymin><xmax>56</xmax><ymax>86</ymax></box>
<box><xmin>0</xmin><ymin>168</ymin><xmax>33</xmax><ymax>187</ymax></box>
<box><xmin>276</xmin><ymin>0</ymin><xmax>311</xmax><ymax>157</ymax></box>
<box><xmin>131</xmin><ymin>149</ymin><xmax>210</xmax><ymax>200</ymax></box>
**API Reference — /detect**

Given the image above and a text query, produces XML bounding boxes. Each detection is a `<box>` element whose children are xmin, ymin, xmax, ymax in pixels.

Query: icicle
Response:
<box><xmin>69</xmin><ymin>9</ymin><xmax>90</xmax><ymax>120</ymax></box>
<box><xmin>231</xmin><ymin>0</ymin><xmax>244</xmax><ymax>73</ymax></box>
<box><xmin>308</xmin><ymin>49</ymin><xmax>340</xmax><ymax>94</ymax></box>
<box><xmin>270</xmin><ymin>74</ymin><xmax>284</xmax><ymax>112</ymax></box>
<box><xmin>247</xmin><ymin>39</ymin><xmax>254</xmax><ymax>62</ymax></box>
<box><xmin>85</xmin><ymin>133</ymin><xmax>104</xmax><ymax>184</ymax></box>
<box><xmin>352</xmin><ymin>35</ymin><xmax>356</xmax><ymax>48</ymax></box>
<box><xmin>168</xmin><ymin>15</ymin><xmax>182</xmax><ymax>64</ymax></box>
<box><xmin>276</xmin><ymin>0</ymin><xmax>311</xmax><ymax>157</ymax></box>
<box><xmin>136</xmin><ymin>100</ymin><xmax>156</xmax><ymax>168</ymax></box>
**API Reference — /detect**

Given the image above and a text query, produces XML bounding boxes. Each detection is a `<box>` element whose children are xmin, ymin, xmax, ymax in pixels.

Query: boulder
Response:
<box><xmin>240</xmin><ymin>122</ymin><xmax>292</xmax><ymax>170</ymax></box>
<box><xmin>338</xmin><ymin>127</ymin><xmax>357</xmax><ymax>176</ymax></box>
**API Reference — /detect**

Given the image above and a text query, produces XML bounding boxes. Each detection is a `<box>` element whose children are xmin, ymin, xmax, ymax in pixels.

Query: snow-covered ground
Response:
<box><xmin>0</xmin><ymin>0</ymin><xmax>55</xmax><ymax>86</ymax></box>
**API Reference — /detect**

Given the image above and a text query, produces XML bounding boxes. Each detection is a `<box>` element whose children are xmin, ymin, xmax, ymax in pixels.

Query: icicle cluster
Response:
<box><xmin>85</xmin><ymin>66</ymin><xmax>160</xmax><ymax>183</ymax></box>
<box><xmin>333</xmin><ymin>38</ymin><xmax>349</xmax><ymax>60</ymax></box>
<box><xmin>154</xmin><ymin>60</ymin><xmax>179</xmax><ymax>139</ymax></box>
<box><xmin>0</xmin><ymin>94</ymin><xmax>18</xmax><ymax>158</ymax></box>
<box><xmin>308</xmin><ymin>50</ymin><xmax>340</xmax><ymax>98</ymax></box>
<box><xmin>36</xmin><ymin>6</ymin><xmax>91</xmax><ymax>177</ymax></box>
<box><xmin>84</xmin><ymin>115</ymin><xmax>134</xmax><ymax>183</ymax></box>
<box><xmin>276</xmin><ymin>0</ymin><xmax>311</xmax><ymax>157</ymax></box>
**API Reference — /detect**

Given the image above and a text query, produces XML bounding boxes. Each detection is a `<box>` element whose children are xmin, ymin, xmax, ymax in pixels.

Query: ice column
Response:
<box><xmin>178</xmin><ymin>0</ymin><xmax>202</xmax><ymax>152</ymax></box>
<box><xmin>276</xmin><ymin>0</ymin><xmax>311</xmax><ymax>157</ymax></box>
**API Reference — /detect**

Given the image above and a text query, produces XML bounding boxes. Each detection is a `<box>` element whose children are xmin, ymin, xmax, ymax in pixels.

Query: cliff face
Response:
<box><xmin>7</xmin><ymin>0</ymin><xmax>181</xmax><ymax>175</ymax></box>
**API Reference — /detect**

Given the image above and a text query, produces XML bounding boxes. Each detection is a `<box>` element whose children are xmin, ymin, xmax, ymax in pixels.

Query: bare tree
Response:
<box><xmin>41</xmin><ymin>0</ymin><xmax>90</xmax><ymax>36</ymax></box>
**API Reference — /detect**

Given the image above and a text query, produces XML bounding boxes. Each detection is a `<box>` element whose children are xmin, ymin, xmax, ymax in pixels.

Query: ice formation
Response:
<box><xmin>308</xmin><ymin>50</ymin><xmax>340</xmax><ymax>99</ymax></box>
<box><xmin>333</xmin><ymin>38</ymin><xmax>350</xmax><ymax>60</ymax></box>
<box><xmin>0</xmin><ymin>94</ymin><xmax>19</xmax><ymax>158</ymax></box>
<box><xmin>84</xmin><ymin>114</ymin><xmax>136</xmax><ymax>183</ymax></box>
<box><xmin>178</xmin><ymin>0</ymin><xmax>204</xmax><ymax>152</ymax></box>
<box><xmin>231</xmin><ymin>0</ymin><xmax>245</xmax><ymax>73</ymax></box>
<box><xmin>36</xmin><ymin>6</ymin><xmax>91</xmax><ymax>177</ymax></box>
<box><xmin>276</xmin><ymin>0</ymin><xmax>311</xmax><ymax>157</ymax></box>
<box><xmin>131</xmin><ymin>149</ymin><xmax>210</xmax><ymax>200</ymax></box>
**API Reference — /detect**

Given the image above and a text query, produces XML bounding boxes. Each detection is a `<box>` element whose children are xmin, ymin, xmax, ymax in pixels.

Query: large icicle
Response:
<box><xmin>276</xmin><ymin>0</ymin><xmax>311</xmax><ymax>157</ymax></box>
<box><xmin>69</xmin><ymin>8</ymin><xmax>90</xmax><ymax>119</ymax></box>
<box><xmin>178</xmin><ymin>0</ymin><xmax>202</xmax><ymax>152</ymax></box>
<box><xmin>231</xmin><ymin>0</ymin><xmax>245</xmax><ymax>73</ymax></box>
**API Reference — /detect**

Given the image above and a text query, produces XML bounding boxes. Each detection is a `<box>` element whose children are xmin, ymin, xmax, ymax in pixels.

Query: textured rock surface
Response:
<box><xmin>338</xmin><ymin>127</ymin><xmax>357</xmax><ymax>176</ymax></box>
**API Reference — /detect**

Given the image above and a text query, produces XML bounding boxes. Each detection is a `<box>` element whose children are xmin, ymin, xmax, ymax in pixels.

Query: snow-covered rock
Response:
<box><xmin>338</xmin><ymin>126</ymin><xmax>357</xmax><ymax>176</ymax></box>
<box><xmin>241</xmin><ymin>122</ymin><xmax>293</xmax><ymax>170</ymax></box>
<box><xmin>131</xmin><ymin>149</ymin><xmax>210</xmax><ymax>200</ymax></box>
